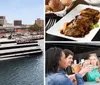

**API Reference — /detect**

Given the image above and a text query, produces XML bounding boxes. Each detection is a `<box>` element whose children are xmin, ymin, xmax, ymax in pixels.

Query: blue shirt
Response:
<box><xmin>46</xmin><ymin>70</ymin><xmax>84</xmax><ymax>85</ymax></box>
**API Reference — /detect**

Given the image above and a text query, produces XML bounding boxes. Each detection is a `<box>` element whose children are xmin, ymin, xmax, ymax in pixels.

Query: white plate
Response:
<box><xmin>84</xmin><ymin>0</ymin><xmax>100</xmax><ymax>5</ymax></box>
<box><xmin>46</xmin><ymin>4</ymin><xmax>100</xmax><ymax>42</ymax></box>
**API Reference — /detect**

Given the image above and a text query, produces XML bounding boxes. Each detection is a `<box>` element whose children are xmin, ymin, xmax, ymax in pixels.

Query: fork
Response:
<box><xmin>45</xmin><ymin>18</ymin><xmax>57</xmax><ymax>31</ymax></box>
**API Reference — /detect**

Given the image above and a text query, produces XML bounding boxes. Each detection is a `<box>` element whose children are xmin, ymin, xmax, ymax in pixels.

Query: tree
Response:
<box><xmin>29</xmin><ymin>23</ymin><xmax>41</xmax><ymax>31</ymax></box>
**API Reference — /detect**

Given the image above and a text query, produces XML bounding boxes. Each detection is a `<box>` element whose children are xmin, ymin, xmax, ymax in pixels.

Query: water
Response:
<box><xmin>0</xmin><ymin>40</ymin><xmax>44</xmax><ymax>85</ymax></box>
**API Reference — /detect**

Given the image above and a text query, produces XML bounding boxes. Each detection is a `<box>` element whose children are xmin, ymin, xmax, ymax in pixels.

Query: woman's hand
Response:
<box><xmin>82</xmin><ymin>60</ymin><xmax>90</xmax><ymax>68</ymax></box>
<box><xmin>79</xmin><ymin>65</ymin><xmax>92</xmax><ymax>77</ymax></box>
<box><xmin>66</xmin><ymin>74</ymin><xmax>77</xmax><ymax>85</ymax></box>
<box><xmin>95</xmin><ymin>77</ymin><xmax>100</xmax><ymax>83</ymax></box>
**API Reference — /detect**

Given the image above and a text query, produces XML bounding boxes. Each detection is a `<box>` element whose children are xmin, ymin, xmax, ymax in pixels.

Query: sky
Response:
<box><xmin>0</xmin><ymin>0</ymin><xmax>44</xmax><ymax>24</ymax></box>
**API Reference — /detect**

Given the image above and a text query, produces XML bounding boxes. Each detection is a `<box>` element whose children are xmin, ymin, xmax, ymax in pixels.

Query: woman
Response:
<box><xmin>46</xmin><ymin>47</ymin><xmax>91</xmax><ymax>85</ymax></box>
<box><xmin>86</xmin><ymin>53</ymin><xmax>100</xmax><ymax>82</ymax></box>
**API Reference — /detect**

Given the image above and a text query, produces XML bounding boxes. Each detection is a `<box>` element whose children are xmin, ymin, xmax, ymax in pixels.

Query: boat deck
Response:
<box><xmin>0</xmin><ymin>38</ymin><xmax>42</xmax><ymax>60</ymax></box>
<box><xmin>0</xmin><ymin>43</ymin><xmax>38</xmax><ymax>49</ymax></box>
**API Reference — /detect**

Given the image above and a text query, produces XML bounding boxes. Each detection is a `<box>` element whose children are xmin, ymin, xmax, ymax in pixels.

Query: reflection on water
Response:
<box><xmin>0</xmin><ymin>54</ymin><xmax>44</xmax><ymax>85</ymax></box>
<box><xmin>0</xmin><ymin>39</ymin><xmax>44</xmax><ymax>85</ymax></box>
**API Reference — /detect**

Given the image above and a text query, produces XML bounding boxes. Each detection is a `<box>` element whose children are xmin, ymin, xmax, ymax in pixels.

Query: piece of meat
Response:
<box><xmin>63</xmin><ymin>15</ymin><xmax>92</xmax><ymax>37</ymax></box>
<box><xmin>60</xmin><ymin>8</ymin><xmax>100</xmax><ymax>37</ymax></box>
<box><xmin>80</xmin><ymin>8</ymin><xmax>99</xmax><ymax>16</ymax></box>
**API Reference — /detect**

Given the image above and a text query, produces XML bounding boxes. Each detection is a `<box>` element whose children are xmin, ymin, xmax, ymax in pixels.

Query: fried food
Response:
<box><xmin>45</xmin><ymin>0</ymin><xmax>49</xmax><ymax>5</ymax></box>
<box><xmin>45</xmin><ymin>0</ymin><xmax>72</xmax><ymax>12</ymax></box>
<box><xmin>60</xmin><ymin>0</ymin><xmax>72</xmax><ymax>6</ymax></box>
<box><xmin>49</xmin><ymin>0</ymin><xmax>65</xmax><ymax>12</ymax></box>
<box><xmin>45</xmin><ymin>5</ymin><xmax>52</xmax><ymax>12</ymax></box>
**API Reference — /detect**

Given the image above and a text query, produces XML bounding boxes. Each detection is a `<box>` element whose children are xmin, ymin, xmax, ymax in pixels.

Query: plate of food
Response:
<box><xmin>45</xmin><ymin>0</ymin><xmax>74</xmax><ymax>17</ymax></box>
<box><xmin>46</xmin><ymin>4</ymin><xmax>100</xmax><ymax>42</ymax></box>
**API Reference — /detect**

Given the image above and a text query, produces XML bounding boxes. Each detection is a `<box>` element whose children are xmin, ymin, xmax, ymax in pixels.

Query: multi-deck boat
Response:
<box><xmin>0</xmin><ymin>38</ymin><xmax>42</xmax><ymax>60</ymax></box>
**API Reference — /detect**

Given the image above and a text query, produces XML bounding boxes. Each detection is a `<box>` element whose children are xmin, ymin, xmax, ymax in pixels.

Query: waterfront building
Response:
<box><xmin>0</xmin><ymin>16</ymin><xmax>7</xmax><ymax>26</ymax></box>
<box><xmin>35</xmin><ymin>18</ymin><xmax>44</xmax><ymax>27</ymax></box>
<box><xmin>14</xmin><ymin>20</ymin><xmax>22</xmax><ymax>26</ymax></box>
<box><xmin>35</xmin><ymin>18</ymin><xmax>44</xmax><ymax>31</ymax></box>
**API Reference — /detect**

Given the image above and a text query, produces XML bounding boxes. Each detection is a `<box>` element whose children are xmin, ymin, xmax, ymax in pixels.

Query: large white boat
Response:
<box><xmin>0</xmin><ymin>38</ymin><xmax>42</xmax><ymax>60</ymax></box>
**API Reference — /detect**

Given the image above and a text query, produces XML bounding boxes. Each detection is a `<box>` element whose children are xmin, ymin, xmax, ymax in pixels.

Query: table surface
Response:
<box><xmin>45</xmin><ymin>0</ymin><xmax>100</xmax><ymax>41</ymax></box>
<box><xmin>84</xmin><ymin>82</ymin><xmax>100</xmax><ymax>85</ymax></box>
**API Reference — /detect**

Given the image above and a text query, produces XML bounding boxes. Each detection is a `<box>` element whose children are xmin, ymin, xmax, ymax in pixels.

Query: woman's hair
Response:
<box><xmin>88</xmin><ymin>53</ymin><xmax>99</xmax><ymax>66</ymax></box>
<box><xmin>88</xmin><ymin>53</ymin><xmax>97</xmax><ymax>58</ymax></box>
<box><xmin>63</xmin><ymin>49</ymin><xmax>74</xmax><ymax>58</ymax></box>
<box><xmin>46</xmin><ymin>47</ymin><xmax>63</xmax><ymax>73</ymax></box>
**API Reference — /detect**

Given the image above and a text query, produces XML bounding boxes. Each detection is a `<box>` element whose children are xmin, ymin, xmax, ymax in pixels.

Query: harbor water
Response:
<box><xmin>0</xmin><ymin>40</ymin><xmax>44</xmax><ymax>85</ymax></box>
